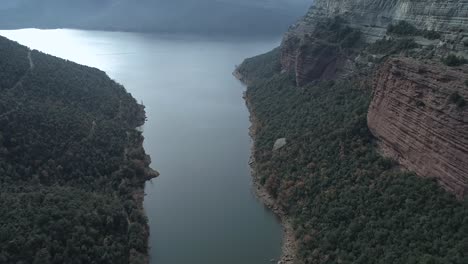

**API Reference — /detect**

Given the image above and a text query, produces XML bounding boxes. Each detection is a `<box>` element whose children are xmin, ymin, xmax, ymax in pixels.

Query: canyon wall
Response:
<box><xmin>278</xmin><ymin>0</ymin><xmax>468</xmax><ymax>197</ymax></box>
<box><xmin>293</xmin><ymin>0</ymin><xmax>468</xmax><ymax>43</ymax></box>
<box><xmin>368</xmin><ymin>57</ymin><xmax>468</xmax><ymax>198</ymax></box>
<box><xmin>238</xmin><ymin>1</ymin><xmax>468</xmax><ymax>261</ymax></box>
<box><xmin>281</xmin><ymin>0</ymin><xmax>468</xmax><ymax>86</ymax></box>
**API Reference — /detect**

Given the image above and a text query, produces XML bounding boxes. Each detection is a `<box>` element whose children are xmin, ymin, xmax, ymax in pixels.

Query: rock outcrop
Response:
<box><xmin>281</xmin><ymin>0</ymin><xmax>468</xmax><ymax>86</ymax></box>
<box><xmin>280</xmin><ymin>21</ymin><xmax>359</xmax><ymax>86</ymax></box>
<box><xmin>282</xmin><ymin>36</ymin><xmax>346</xmax><ymax>86</ymax></box>
<box><xmin>290</xmin><ymin>0</ymin><xmax>468</xmax><ymax>47</ymax></box>
<box><xmin>368</xmin><ymin>57</ymin><xmax>468</xmax><ymax>198</ymax></box>
<box><xmin>273</xmin><ymin>138</ymin><xmax>287</xmax><ymax>151</ymax></box>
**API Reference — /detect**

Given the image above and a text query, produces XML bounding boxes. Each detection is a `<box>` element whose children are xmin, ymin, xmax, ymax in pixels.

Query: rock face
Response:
<box><xmin>282</xmin><ymin>35</ymin><xmax>346</xmax><ymax>86</ymax></box>
<box><xmin>281</xmin><ymin>0</ymin><xmax>468</xmax><ymax>86</ymax></box>
<box><xmin>279</xmin><ymin>0</ymin><xmax>468</xmax><ymax>197</ymax></box>
<box><xmin>290</xmin><ymin>0</ymin><xmax>468</xmax><ymax>46</ymax></box>
<box><xmin>278</xmin><ymin>0</ymin><xmax>468</xmax><ymax>195</ymax></box>
<box><xmin>368</xmin><ymin>57</ymin><xmax>468</xmax><ymax>198</ymax></box>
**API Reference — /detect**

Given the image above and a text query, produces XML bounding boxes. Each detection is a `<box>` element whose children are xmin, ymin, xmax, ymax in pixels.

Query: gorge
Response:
<box><xmin>0</xmin><ymin>0</ymin><xmax>467</xmax><ymax>263</ymax></box>
<box><xmin>0</xmin><ymin>29</ymin><xmax>285</xmax><ymax>264</ymax></box>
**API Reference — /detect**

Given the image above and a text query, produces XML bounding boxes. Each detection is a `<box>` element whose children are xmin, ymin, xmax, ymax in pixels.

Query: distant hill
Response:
<box><xmin>0</xmin><ymin>0</ymin><xmax>312</xmax><ymax>35</ymax></box>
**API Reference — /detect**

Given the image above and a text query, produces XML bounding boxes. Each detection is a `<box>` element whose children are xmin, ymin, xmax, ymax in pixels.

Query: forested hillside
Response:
<box><xmin>0</xmin><ymin>36</ymin><xmax>156</xmax><ymax>264</ymax></box>
<box><xmin>236</xmin><ymin>33</ymin><xmax>468</xmax><ymax>263</ymax></box>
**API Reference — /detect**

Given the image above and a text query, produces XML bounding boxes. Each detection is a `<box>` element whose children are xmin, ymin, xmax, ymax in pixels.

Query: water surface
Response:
<box><xmin>0</xmin><ymin>29</ymin><xmax>283</xmax><ymax>264</ymax></box>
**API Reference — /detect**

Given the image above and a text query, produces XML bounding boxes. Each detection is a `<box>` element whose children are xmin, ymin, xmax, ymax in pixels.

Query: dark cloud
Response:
<box><xmin>0</xmin><ymin>0</ymin><xmax>312</xmax><ymax>35</ymax></box>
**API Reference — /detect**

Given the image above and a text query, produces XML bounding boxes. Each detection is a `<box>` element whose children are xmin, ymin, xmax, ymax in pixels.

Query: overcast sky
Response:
<box><xmin>0</xmin><ymin>0</ymin><xmax>314</xmax><ymax>35</ymax></box>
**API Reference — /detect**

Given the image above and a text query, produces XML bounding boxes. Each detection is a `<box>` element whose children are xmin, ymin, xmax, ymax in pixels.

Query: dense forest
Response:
<box><xmin>0</xmin><ymin>36</ymin><xmax>156</xmax><ymax>264</ymax></box>
<box><xmin>237</xmin><ymin>22</ymin><xmax>468</xmax><ymax>264</ymax></box>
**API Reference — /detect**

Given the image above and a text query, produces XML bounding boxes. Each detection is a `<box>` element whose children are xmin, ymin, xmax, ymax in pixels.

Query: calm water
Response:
<box><xmin>0</xmin><ymin>29</ymin><xmax>283</xmax><ymax>264</ymax></box>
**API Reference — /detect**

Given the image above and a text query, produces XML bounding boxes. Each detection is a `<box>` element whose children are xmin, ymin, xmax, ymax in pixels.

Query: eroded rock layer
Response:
<box><xmin>281</xmin><ymin>0</ymin><xmax>468</xmax><ymax>87</ymax></box>
<box><xmin>290</xmin><ymin>0</ymin><xmax>468</xmax><ymax>47</ymax></box>
<box><xmin>368</xmin><ymin>57</ymin><xmax>468</xmax><ymax>198</ymax></box>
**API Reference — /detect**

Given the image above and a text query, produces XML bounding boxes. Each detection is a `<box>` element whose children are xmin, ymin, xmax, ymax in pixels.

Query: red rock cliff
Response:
<box><xmin>368</xmin><ymin>57</ymin><xmax>468</xmax><ymax>198</ymax></box>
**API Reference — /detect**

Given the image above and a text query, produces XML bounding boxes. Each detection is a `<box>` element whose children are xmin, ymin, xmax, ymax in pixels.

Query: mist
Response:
<box><xmin>0</xmin><ymin>0</ymin><xmax>312</xmax><ymax>35</ymax></box>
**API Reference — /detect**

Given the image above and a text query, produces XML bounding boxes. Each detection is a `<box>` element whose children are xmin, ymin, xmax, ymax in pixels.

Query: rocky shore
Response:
<box><xmin>237</xmin><ymin>71</ymin><xmax>299</xmax><ymax>264</ymax></box>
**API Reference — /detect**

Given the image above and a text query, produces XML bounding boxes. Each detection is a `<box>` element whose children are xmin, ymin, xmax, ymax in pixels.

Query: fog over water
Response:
<box><xmin>0</xmin><ymin>29</ymin><xmax>283</xmax><ymax>263</ymax></box>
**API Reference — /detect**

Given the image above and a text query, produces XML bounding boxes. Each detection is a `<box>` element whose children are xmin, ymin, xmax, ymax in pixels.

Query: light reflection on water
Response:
<box><xmin>1</xmin><ymin>29</ymin><xmax>283</xmax><ymax>264</ymax></box>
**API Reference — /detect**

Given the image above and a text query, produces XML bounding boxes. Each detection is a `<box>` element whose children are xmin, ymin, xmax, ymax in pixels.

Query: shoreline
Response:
<box><xmin>128</xmin><ymin>105</ymin><xmax>160</xmax><ymax>264</ymax></box>
<box><xmin>238</xmin><ymin>69</ymin><xmax>298</xmax><ymax>264</ymax></box>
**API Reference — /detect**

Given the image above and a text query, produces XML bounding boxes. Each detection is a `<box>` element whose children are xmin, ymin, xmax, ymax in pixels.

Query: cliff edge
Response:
<box><xmin>282</xmin><ymin>0</ymin><xmax>468</xmax><ymax>86</ymax></box>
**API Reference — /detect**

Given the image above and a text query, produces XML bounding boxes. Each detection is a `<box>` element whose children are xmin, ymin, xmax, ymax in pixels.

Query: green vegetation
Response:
<box><xmin>235</xmin><ymin>47</ymin><xmax>281</xmax><ymax>82</ymax></box>
<box><xmin>368</xmin><ymin>37</ymin><xmax>419</xmax><ymax>54</ymax></box>
<box><xmin>442</xmin><ymin>54</ymin><xmax>467</xmax><ymax>66</ymax></box>
<box><xmin>313</xmin><ymin>17</ymin><xmax>362</xmax><ymax>49</ymax></box>
<box><xmin>422</xmin><ymin>30</ymin><xmax>441</xmax><ymax>40</ymax></box>
<box><xmin>449</xmin><ymin>92</ymin><xmax>467</xmax><ymax>108</ymax></box>
<box><xmin>238</xmin><ymin>49</ymin><xmax>468</xmax><ymax>264</ymax></box>
<box><xmin>0</xmin><ymin>36</ymin><xmax>150</xmax><ymax>263</ymax></box>
<box><xmin>387</xmin><ymin>21</ymin><xmax>419</xmax><ymax>36</ymax></box>
<box><xmin>387</xmin><ymin>21</ymin><xmax>441</xmax><ymax>40</ymax></box>
<box><xmin>0</xmin><ymin>37</ymin><xmax>29</xmax><ymax>89</ymax></box>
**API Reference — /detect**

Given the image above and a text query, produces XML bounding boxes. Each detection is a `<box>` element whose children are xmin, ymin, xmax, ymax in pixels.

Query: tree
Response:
<box><xmin>33</xmin><ymin>248</ymin><xmax>51</xmax><ymax>264</ymax></box>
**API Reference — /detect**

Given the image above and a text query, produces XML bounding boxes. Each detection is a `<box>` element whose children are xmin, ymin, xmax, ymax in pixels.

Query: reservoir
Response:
<box><xmin>0</xmin><ymin>29</ymin><xmax>282</xmax><ymax>264</ymax></box>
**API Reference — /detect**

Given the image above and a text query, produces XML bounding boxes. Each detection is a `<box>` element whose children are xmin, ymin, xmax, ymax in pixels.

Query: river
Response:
<box><xmin>0</xmin><ymin>29</ymin><xmax>282</xmax><ymax>264</ymax></box>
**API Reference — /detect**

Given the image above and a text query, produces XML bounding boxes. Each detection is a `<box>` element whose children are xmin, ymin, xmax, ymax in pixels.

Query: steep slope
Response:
<box><xmin>368</xmin><ymin>57</ymin><xmax>468</xmax><ymax>198</ymax></box>
<box><xmin>236</xmin><ymin>0</ymin><xmax>468</xmax><ymax>263</ymax></box>
<box><xmin>288</xmin><ymin>0</ymin><xmax>468</xmax><ymax>47</ymax></box>
<box><xmin>0</xmin><ymin>36</ymin><xmax>157</xmax><ymax>264</ymax></box>
<box><xmin>281</xmin><ymin>0</ymin><xmax>468</xmax><ymax>86</ymax></box>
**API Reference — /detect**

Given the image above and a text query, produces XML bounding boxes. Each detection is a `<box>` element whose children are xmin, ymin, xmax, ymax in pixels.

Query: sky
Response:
<box><xmin>0</xmin><ymin>0</ymin><xmax>313</xmax><ymax>35</ymax></box>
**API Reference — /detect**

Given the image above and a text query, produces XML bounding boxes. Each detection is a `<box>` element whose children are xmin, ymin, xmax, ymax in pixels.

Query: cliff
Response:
<box><xmin>281</xmin><ymin>0</ymin><xmax>468</xmax><ymax>86</ymax></box>
<box><xmin>289</xmin><ymin>0</ymin><xmax>468</xmax><ymax>47</ymax></box>
<box><xmin>236</xmin><ymin>53</ymin><xmax>468</xmax><ymax>263</ymax></box>
<box><xmin>368</xmin><ymin>57</ymin><xmax>468</xmax><ymax>198</ymax></box>
<box><xmin>237</xmin><ymin>0</ymin><xmax>468</xmax><ymax>262</ymax></box>
<box><xmin>277</xmin><ymin>0</ymin><xmax>468</xmax><ymax>197</ymax></box>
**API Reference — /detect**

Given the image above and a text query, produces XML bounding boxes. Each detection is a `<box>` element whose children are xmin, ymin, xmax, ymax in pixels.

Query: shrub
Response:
<box><xmin>416</xmin><ymin>101</ymin><xmax>426</xmax><ymax>107</ymax></box>
<box><xmin>422</xmin><ymin>30</ymin><xmax>441</xmax><ymax>40</ymax></box>
<box><xmin>448</xmin><ymin>92</ymin><xmax>467</xmax><ymax>107</ymax></box>
<box><xmin>311</xmin><ymin>16</ymin><xmax>362</xmax><ymax>48</ymax></box>
<box><xmin>368</xmin><ymin>37</ymin><xmax>419</xmax><ymax>54</ymax></box>
<box><xmin>236</xmin><ymin>48</ymin><xmax>281</xmax><ymax>82</ymax></box>
<box><xmin>388</xmin><ymin>21</ymin><xmax>441</xmax><ymax>40</ymax></box>
<box><xmin>388</xmin><ymin>21</ymin><xmax>419</xmax><ymax>36</ymax></box>
<box><xmin>442</xmin><ymin>54</ymin><xmax>467</xmax><ymax>66</ymax></box>
<box><xmin>341</xmin><ymin>30</ymin><xmax>362</xmax><ymax>48</ymax></box>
